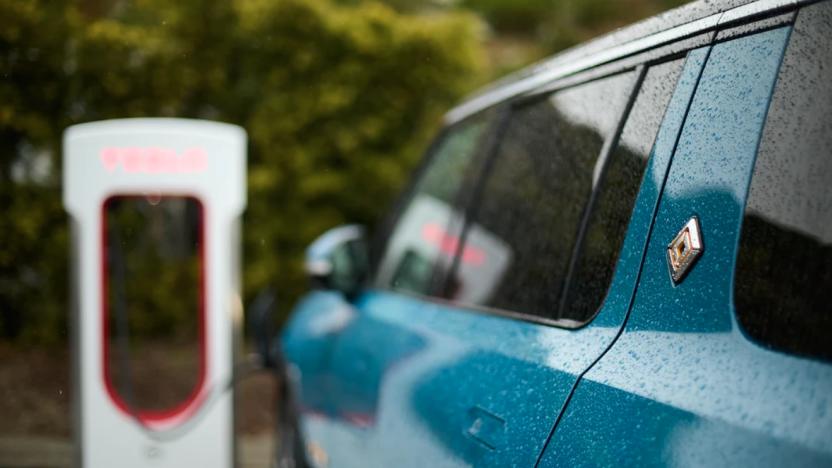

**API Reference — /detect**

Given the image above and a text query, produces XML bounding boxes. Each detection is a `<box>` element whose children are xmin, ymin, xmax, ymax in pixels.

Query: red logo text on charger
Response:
<box><xmin>100</xmin><ymin>147</ymin><xmax>208</xmax><ymax>174</ymax></box>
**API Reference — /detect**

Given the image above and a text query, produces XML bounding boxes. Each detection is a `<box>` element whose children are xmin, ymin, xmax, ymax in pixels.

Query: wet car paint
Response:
<box><xmin>538</xmin><ymin>26</ymin><xmax>832</xmax><ymax>467</ymax></box>
<box><xmin>280</xmin><ymin>49</ymin><xmax>711</xmax><ymax>467</ymax></box>
<box><xmin>281</xmin><ymin>6</ymin><xmax>832</xmax><ymax>467</ymax></box>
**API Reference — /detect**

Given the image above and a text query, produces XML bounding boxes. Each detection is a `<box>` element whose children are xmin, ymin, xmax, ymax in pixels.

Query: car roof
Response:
<box><xmin>445</xmin><ymin>0</ymin><xmax>810</xmax><ymax>124</ymax></box>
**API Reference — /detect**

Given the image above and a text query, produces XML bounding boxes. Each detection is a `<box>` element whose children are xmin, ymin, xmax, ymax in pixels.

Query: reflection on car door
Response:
<box><xmin>283</xmin><ymin>47</ymin><xmax>707</xmax><ymax>467</ymax></box>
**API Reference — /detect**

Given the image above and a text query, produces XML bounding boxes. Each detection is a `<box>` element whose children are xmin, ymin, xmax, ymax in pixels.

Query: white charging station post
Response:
<box><xmin>64</xmin><ymin>119</ymin><xmax>246</xmax><ymax>468</ymax></box>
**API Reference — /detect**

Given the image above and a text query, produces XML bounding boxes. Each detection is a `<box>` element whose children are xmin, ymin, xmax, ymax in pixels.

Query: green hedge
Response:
<box><xmin>0</xmin><ymin>0</ymin><xmax>484</xmax><ymax>343</ymax></box>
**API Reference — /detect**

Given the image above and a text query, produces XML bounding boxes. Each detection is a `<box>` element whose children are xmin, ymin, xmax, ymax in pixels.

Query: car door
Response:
<box><xmin>282</xmin><ymin>40</ymin><xmax>708</xmax><ymax>468</ymax></box>
<box><xmin>539</xmin><ymin>5</ymin><xmax>832</xmax><ymax>466</ymax></box>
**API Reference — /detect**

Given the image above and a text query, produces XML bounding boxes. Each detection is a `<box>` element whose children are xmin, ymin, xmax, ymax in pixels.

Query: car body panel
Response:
<box><xmin>281</xmin><ymin>47</ymin><xmax>712</xmax><ymax>467</ymax></box>
<box><xmin>538</xmin><ymin>25</ymin><xmax>832</xmax><ymax>467</ymax></box>
<box><xmin>281</xmin><ymin>4</ymin><xmax>832</xmax><ymax>468</ymax></box>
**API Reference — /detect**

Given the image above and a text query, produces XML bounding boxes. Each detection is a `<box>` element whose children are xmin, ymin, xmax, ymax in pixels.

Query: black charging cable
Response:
<box><xmin>107</xmin><ymin>208</ymin><xmax>307</xmax><ymax>467</ymax></box>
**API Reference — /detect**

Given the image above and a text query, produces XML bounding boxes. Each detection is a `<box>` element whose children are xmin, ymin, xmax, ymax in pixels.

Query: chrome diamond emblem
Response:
<box><xmin>667</xmin><ymin>216</ymin><xmax>703</xmax><ymax>285</ymax></box>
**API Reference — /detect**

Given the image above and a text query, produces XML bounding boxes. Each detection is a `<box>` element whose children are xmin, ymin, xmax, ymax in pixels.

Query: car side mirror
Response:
<box><xmin>304</xmin><ymin>224</ymin><xmax>369</xmax><ymax>298</ymax></box>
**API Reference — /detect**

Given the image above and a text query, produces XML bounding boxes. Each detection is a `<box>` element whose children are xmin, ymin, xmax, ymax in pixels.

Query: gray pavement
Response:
<box><xmin>0</xmin><ymin>435</ymin><xmax>274</xmax><ymax>468</ymax></box>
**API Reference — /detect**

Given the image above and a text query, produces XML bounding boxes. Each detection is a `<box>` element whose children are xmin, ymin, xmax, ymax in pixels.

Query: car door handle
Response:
<box><xmin>465</xmin><ymin>406</ymin><xmax>506</xmax><ymax>450</ymax></box>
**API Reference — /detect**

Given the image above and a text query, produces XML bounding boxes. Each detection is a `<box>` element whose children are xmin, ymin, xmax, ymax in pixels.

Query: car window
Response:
<box><xmin>734</xmin><ymin>1</ymin><xmax>832</xmax><ymax>362</ymax></box>
<box><xmin>559</xmin><ymin>58</ymin><xmax>684</xmax><ymax>322</ymax></box>
<box><xmin>374</xmin><ymin>111</ymin><xmax>494</xmax><ymax>296</ymax></box>
<box><xmin>444</xmin><ymin>72</ymin><xmax>635</xmax><ymax>320</ymax></box>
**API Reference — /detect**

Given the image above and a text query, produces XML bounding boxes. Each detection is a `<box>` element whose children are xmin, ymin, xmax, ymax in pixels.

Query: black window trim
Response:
<box><xmin>426</xmin><ymin>105</ymin><xmax>514</xmax><ymax>296</ymax></box>
<box><xmin>368</xmin><ymin>111</ymin><xmax>500</xmax><ymax>278</ymax></box>
<box><xmin>556</xmin><ymin>65</ymin><xmax>647</xmax><ymax>321</ymax></box>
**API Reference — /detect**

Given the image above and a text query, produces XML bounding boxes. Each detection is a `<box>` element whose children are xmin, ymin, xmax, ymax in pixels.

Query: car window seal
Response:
<box><xmin>437</xmin><ymin>106</ymin><xmax>514</xmax><ymax>299</ymax></box>
<box><xmin>556</xmin><ymin>65</ymin><xmax>647</xmax><ymax>320</ymax></box>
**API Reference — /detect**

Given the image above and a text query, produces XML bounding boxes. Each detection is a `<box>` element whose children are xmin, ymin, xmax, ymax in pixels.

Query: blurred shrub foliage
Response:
<box><xmin>1</xmin><ymin>0</ymin><xmax>690</xmax><ymax>344</ymax></box>
<box><xmin>0</xmin><ymin>0</ymin><xmax>484</xmax><ymax>343</ymax></box>
<box><xmin>461</xmin><ymin>0</ymin><xmax>688</xmax><ymax>53</ymax></box>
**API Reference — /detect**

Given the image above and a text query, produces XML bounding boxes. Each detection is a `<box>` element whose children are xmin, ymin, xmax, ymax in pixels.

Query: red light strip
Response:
<box><xmin>100</xmin><ymin>147</ymin><xmax>207</xmax><ymax>174</ymax></box>
<box><xmin>421</xmin><ymin>222</ymin><xmax>486</xmax><ymax>266</ymax></box>
<box><xmin>100</xmin><ymin>194</ymin><xmax>208</xmax><ymax>429</ymax></box>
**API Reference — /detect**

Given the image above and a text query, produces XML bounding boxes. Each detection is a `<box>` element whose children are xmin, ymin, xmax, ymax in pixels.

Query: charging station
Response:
<box><xmin>64</xmin><ymin>119</ymin><xmax>246</xmax><ymax>468</ymax></box>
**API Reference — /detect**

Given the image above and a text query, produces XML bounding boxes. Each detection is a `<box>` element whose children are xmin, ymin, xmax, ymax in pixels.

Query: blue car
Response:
<box><xmin>279</xmin><ymin>0</ymin><xmax>832</xmax><ymax>466</ymax></box>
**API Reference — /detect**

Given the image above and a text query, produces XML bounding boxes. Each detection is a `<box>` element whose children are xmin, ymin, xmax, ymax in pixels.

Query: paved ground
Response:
<box><xmin>0</xmin><ymin>344</ymin><xmax>281</xmax><ymax>467</ymax></box>
<box><xmin>0</xmin><ymin>436</ymin><xmax>73</xmax><ymax>468</ymax></box>
<box><xmin>0</xmin><ymin>434</ymin><xmax>275</xmax><ymax>467</ymax></box>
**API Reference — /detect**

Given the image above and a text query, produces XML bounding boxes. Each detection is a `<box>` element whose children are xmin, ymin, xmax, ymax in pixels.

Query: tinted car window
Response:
<box><xmin>446</xmin><ymin>73</ymin><xmax>634</xmax><ymax>319</ymax></box>
<box><xmin>560</xmin><ymin>58</ymin><xmax>684</xmax><ymax>322</ymax></box>
<box><xmin>735</xmin><ymin>2</ymin><xmax>832</xmax><ymax>362</ymax></box>
<box><xmin>374</xmin><ymin>112</ymin><xmax>493</xmax><ymax>296</ymax></box>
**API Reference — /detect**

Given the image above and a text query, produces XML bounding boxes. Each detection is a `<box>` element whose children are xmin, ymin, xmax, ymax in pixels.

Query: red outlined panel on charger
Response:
<box><xmin>101</xmin><ymin>194</ymin><xmax>207</xmax><ymax>426</ymax></box>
